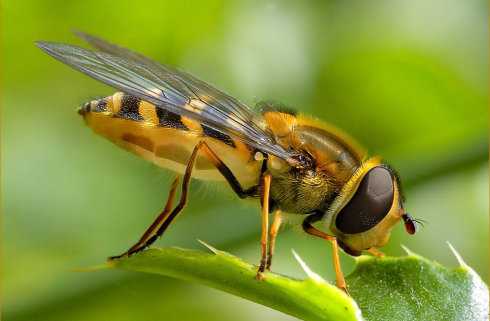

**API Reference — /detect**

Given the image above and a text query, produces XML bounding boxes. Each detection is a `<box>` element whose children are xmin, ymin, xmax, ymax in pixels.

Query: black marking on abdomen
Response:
<box><xmin>95</xmin><ymin>99</ymin><xmax>108</xmax><ymax>112</ymax></box>
<box><xmin>80</xmin><ymin>102</ymin><xmax>91</xmax><ymax>114</ymax></box>
<box><xmin>118</xmin><ymin>95</ymin><xmax>144</xmax><ymax>121</ymax></box>
<box><xmin>202</xmin><ymin>125</ymin><xmax>236</xmax><ymax>147</ymax></box>
<box><xmin>156</xmin><ymin>108</ymin><xmax>188</xmax><ymax>130</ymax></box>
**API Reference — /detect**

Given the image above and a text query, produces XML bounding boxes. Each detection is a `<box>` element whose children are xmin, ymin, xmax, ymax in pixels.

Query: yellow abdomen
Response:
<box><xmin>79</xmin><ymin>92</ymin><xmax>262</xmax><ymax>189</ymax></box>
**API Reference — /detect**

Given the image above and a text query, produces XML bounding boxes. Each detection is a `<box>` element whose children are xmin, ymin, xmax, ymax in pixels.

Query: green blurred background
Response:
<box><xmin>2</xmin><ymin>1</ymin><xmax>488</xmax><ymax>320</ymax></box>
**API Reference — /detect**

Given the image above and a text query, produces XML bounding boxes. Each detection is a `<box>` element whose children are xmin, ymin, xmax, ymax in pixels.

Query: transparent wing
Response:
<box><xmin>74</xmin><ymin>31</ymin><xmax>256</xmax><ymax>123</ymax></box>
<box><xmin>35</xmin><ymin>34</ymin><xmax>296</xmax><ymax>162</ymax></box>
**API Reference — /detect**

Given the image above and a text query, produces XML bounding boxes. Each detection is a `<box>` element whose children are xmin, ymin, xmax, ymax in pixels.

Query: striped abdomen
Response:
<box><xmin>79</xmin><ymin>92</ymin><xmax>261</xmax><ymax>188</ymax></box>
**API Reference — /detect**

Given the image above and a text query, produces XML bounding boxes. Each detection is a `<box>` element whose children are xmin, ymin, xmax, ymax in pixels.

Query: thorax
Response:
<box><xmin>262</xmin><ymin>110</ymin><xmax>366</xmax><ymax>214</ymax></box>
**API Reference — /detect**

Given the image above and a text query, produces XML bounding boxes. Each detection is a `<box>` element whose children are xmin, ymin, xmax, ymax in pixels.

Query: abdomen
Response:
<box><xmin>79</xmin><ymin>92</ymin><xmax>262</xmax><ymax>189</ymax></box>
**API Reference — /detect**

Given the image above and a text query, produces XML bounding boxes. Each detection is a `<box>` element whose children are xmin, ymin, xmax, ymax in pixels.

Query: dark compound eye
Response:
<box><xmin>335</xmin><ymin>166</ymin><xmax>394</xmax><ymax>234</ymax></box>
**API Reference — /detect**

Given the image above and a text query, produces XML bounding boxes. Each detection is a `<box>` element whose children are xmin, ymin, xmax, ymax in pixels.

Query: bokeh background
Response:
<box><xmin>2</xmin><ymin>1</ymin><xmax>488</xmax><ymax>320</ymax></box>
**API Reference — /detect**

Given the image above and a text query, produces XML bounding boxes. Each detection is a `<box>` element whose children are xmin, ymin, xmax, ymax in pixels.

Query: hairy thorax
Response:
<box><xmin>269</xmin><ymin>166</ymin><xmax>338</xmax><ymax>214</ymax></box>
<box><xmin>262</xmin><ymin>111</ymin><xmax>365</xmax><ymax>215</ymax></box>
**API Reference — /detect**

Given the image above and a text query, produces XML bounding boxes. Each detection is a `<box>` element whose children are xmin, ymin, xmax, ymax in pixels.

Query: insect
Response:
<box><xmin>36</xmin><ymin>32</ymin><xmax>418</xmax><ymax>291</ymax></box>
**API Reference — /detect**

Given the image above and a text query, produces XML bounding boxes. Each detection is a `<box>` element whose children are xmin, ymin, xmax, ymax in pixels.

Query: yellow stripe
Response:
<box><xmin>89</xmin><ymin>100</ymin><xmax>97</xmax><ymax>111</ymax></box>
<box><xmin>233</xmin><ymin>139</ymin><xmax>254</xmax><ymax>160</ymax></box>
<box><xmin>111</xmin><ymin>92</ymin><xmax>124</xmax><ymax>114</ymax></box>
<box><xmin>103</xmin><ymin>96</ymin><xmax>114</xmax><ymax>113</ymax></box>
<box><xmin>181</xmin><ymin>116</ymin><xmax>203</xmax><ymax>133</ymax></box>
<box><xmin>138</xmin><ymin>101</ymin><xmax>158</xmax><ymax>125</ymax></box>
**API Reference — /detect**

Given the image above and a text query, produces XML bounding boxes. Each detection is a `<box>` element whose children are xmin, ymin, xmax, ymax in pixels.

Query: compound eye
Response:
<box><xmin>336</xmin><ymin>166</ymin><xmax>394</xmax><ymax>234</ymax></box>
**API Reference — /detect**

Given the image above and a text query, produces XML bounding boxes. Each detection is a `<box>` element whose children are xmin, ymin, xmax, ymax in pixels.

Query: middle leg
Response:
<box><xmin>256</xmin><ymin>173</ymin><xmax>272</xmax><ymax>279</ymax></box>
<box><xmin>266</xmin><ymin>209</ymin><xmax>282</xmax><ymax>270</ymax></box>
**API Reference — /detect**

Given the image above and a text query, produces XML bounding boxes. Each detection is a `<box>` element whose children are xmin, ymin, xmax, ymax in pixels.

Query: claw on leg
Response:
<box><xmin>108</xmin><ymin>176</ymin><xmax>180</xmax><ymax>260</ymax></box>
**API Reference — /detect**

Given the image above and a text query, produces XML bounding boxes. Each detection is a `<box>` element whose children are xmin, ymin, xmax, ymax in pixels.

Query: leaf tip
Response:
<box><xmin>71</xmin><ymin>262</ymin><xmax>112</xmax><ymax>273</ymax></box>
<box><xmin>447</xmin><ymin>241</ymin><xmax>468</xmax><ymax>268</ymax></box>
<box><xmin>197</xmin><ymin>239</ymin><xmax>219</xmax><ymax>254</ymax></box>
<box><xmin>292</xmin><ymin>249</ymin><xmax>325</xmax><ymax>282</ymax></box>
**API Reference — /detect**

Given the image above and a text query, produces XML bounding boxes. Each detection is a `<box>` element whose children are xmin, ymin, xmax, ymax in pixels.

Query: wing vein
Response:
<box><xmin>36</xmin><ymin>35</ymin><xmax>296</xmax><ymax>162</ymax></box>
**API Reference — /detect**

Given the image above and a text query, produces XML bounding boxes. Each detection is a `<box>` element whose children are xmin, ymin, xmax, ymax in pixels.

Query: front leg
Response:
<box><xmin>302</xmin><ymin>213</ymin><xmax>348</xmax><ymax>293</ymax></box>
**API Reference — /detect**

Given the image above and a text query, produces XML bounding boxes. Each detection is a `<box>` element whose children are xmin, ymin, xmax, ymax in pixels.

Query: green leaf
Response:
<box><xmin>105</xmin><ymin>244</ymin><xmax>488</xmax><ymax>321</ymax></box>
<box><xmin>107</xmin><ymin>246</ymin><xmax>362</xmax><ymax>321</ymax></box>
<box><xmin>347</xmin><ymin>246</ymin><xmax>489</xmax><ymax>321</ymax></box>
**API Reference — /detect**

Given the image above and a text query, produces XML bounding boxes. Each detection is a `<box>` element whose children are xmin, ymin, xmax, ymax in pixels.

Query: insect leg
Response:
<box><xmin>109</xmin><ymin>177</ymin><xmax>180</xmax><ymax>259</ymax></box>
<box><xmin>135</xmin><ymin>141</ymin><xmax>206</xmax><ymax>252</ymax></box>
<box><xmin>367</xmin><ymin>247</ymin><xmax>385</xmax><ymax>257</ymax></box>
<box><xmin>200</xmin><ymin>142</ymin><xmax>273</xmax><ymax>278</ymax></box>
<box><xmin>302</xmin><ymin>214</ymin><xmax>348</xmax><ymax>293</ymax></box>
<box><xmin>110</xmin><ymin>141</ymin><xmax>205</xmax><ymax>259</ymax></box>
<box><xmin>256</xmin><ymin>174</ymin><xmax>272</xmax><ymax>279</ymax></box>
<box><xmin>266</xmin><ymin>209</ymin><xmax>282</xmax><ymax>271</ymax></box>
<box><xmin>111</xmin><ymin>141</ymin><xmax>260</xmax><ymax>259</ymax></box>
<box><xmin>198</xmin><ymin>143</ymin><xmax>258</xmax><ymax>198</ymax></box>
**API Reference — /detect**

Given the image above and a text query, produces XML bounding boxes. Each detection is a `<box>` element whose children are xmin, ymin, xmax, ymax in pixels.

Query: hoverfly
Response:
<box><xmin>36</xmin><ymin>32</ymin><xmax>418</xmax><ymax>291</ymax></box>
